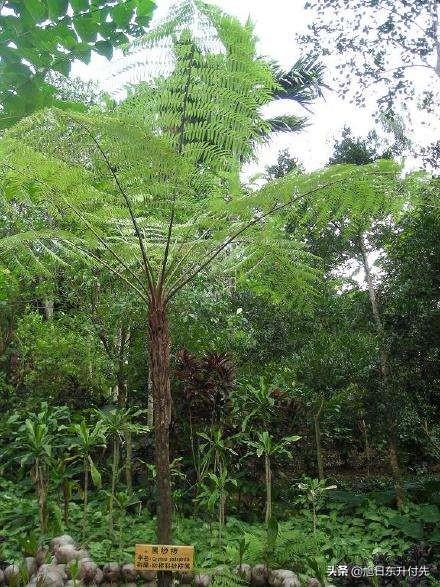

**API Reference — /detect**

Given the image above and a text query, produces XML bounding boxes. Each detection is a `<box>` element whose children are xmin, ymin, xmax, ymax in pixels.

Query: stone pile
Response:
<box><xmin>0</xmin><ymin>536</ymin><xmax>327</xmax><ymax>587</ymax></box>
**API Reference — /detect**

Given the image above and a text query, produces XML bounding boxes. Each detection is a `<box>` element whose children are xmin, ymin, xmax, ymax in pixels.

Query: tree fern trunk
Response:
<box><xmin>147</xmin><ymin>371</ymin><xmax>154</xmax><ymax>428</ymax></box>
<box><xmin>148</xmin><ymin>299</ymin><xmax>172</xmax><ymax>587</ymax></box>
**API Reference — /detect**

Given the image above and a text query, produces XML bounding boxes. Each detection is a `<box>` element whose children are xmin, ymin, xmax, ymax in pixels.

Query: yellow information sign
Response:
<box><xmin>135</xmin><ymin>544</ymin><xmax>194</xmax><ymax>572</ymax></box>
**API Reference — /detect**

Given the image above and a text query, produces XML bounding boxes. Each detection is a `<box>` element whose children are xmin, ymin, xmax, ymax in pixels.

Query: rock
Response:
<box><xmin>138</xmin><ymin>571</ymin><xmax>157</xmax><ymax>582</ymax></box>
<box><xmin>4</xmin><ymin>564</ymin><xmax>21</xmax><ymax>585</ymax></box>
<box><xmin>194</xmin><ymin>574</ymin><xmax>211</xmax><ymax>587</ymax></box>
<box><xmin>0</xmin><ymin>570</ymin><xmax>4</xmax><ymax>585</ymax></box>
<box><xmin>37</xmin><ymin>564</ymin><xmax>66</xmax><ymax>582</ymax></box>
<box><xmin>51</xmin><ymin>535</ymin><xmax>75</xmax><ymax>553</ymax></box>
<box><xmin>94</xmin><ymin>568</ymin><xmax>104</xmax><ymax>585</ymax></box>
<box><xmin>307</xmin><ymin>580</ymin><xmax>321</xmax><ymax>587</ymax></box>
<box><xmin>268</xmin><ymin>570</ymin><xmax>300</xmax><ymax>587</ymax></box>
<box><xmin>54</xmin><ymin>545</ymin><xmax>79</xmax><ymax>564</ymax></box>
<box><xmin>35</xmin><ymin>569</ymin><xmax>64</xmax><ymax>587</ymax></box>
<box><xmin>53</xmin><ymin>565</ymin><xmax>67</xmax><ymax>581</ymax></box>
<box><xmin>251</xmin><ymin>565</ymin><xmax>268</xmax><ymax>587</ymax></box>
<box><xmin>65</xmin><ymin>582</ymin><xmax>84</xmax><ymax>587</ymax></box>
<box><xmin>24</xmin><ymin>557</ymin><xmax>37</xmax><ymax>578</ymax></box>
<box><xmin>235</xmin><ymin>565</ymin><xmax>252</xmax><ymax>582</ymax></box>
<box><xmin>78</xmin><ymin>560</ymin><xmax>98</xmax><ymax>584</ymax></box>
<box><xmin>37</xmin><ymin>565</ymin><xmax>52</xmax><ymax>574</ymax></box>
<box><xmin>36</xmin><ymin>547</ymin><xmax>47</xmax><ymax>568</ymax></box>
<box><xmin>76</xmin><ymin>550</ymin><xmax>90</xmax><ymax>561</ymax></box>
<box><xmin>179</xmin><ymin>572</ymin><xmax>194</xmax><ymax>584</ymax></box>
<box><xmin>102</xmin><ymin>563</ymin><xmax>120</xmax><ymax>583</ymax></box>
<box><xmin>121</xmin><ymin>564</ymin><xmax>137</xmax><ymax>583</ymax></box>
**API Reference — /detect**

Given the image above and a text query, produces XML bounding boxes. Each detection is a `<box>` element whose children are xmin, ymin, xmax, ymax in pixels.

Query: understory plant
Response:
<box><xmin>96</xmin><ymin>407</ymin><xmax>149</xmax><ymax>537</ymax></box>
<box><xmin>246</xmin><ymin>431</ymin><xmax>300</xmax><ymax>522</ymax></box>
<box><xmin>196</xmin><ymin>468</ymin><xmax>238</xmax><ymax>542</ymax></box>
<box><xmin>297</xmin><ymin>477</ymin><xmax>337</xmax><ymax>534</ymax></box>
<box><xmin>3</xmin><ymin>404</ymin><xmax>70</xmax><ymax>534</ymax></box>
<box><xmin>197</xmin><ymin>428</ymin><xmax>238</xmax><ymax>534</ymax></box>
<box><xmin>70</xmin><ymin>419</ymin><xmax>106</xmax><ymax>538</ymax></box>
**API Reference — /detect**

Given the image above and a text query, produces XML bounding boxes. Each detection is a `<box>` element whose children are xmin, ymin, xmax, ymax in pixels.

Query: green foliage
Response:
<box><xmin>265</xmin><ymin>149</ymin><xmax>303</xmax><ymax>181</ymax></box>
<box><xmin>0</xmin><ymin>0</ymin><xmax>438</xmax><ymax>577</ymax></box>
<box><xmin>0</xmin><ymin>0</ymin><xmax>156</xmax><ymax>127</ymax></box>
<box><xmin>121</xmin><ymin>0</ymin><xmax>275</xmax><ymax>168</ymax></box>
<box><xmin>300</xmin><ymin>0</ymin><xmax>440</xmax><ymax>118</ymax></box>
<box><xmin>2</xmin><ymin>477</ymin><xmax>439</xmax><ymax>573</ymax></box>
<box><xmin>246</xmin><ymin>431</ymin><xmax>300</xmax><ymax>459</ymax></box>
<box><xmin>329</xmin><ymin>127</ymin><xmax>392</xmax><ymax>165</ymax></box>
<box><xmin>13</xmin><ymin>311</ymin><xmax>113</xmax><ymax>406</ymax></box>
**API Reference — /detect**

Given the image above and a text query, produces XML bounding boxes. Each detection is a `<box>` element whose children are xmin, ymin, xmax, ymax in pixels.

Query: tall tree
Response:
<box><xmin>380</xmin><ymin>183</ymin><xmax>440</xmax><ymax>463</ymax></box>
<box><xmin>316</xmin><ymin>129</ymin><xmax>413</xmax><ymax>504</ymax></box>
<box><xmin>266</xmin><ymin>149</ymin><xmax>303</xmax><ymax>181</ymax></box>
<box><xmin>301</xmin><ymin>0</ymin><xmax>440</xmax><ymax>117</ymax></box>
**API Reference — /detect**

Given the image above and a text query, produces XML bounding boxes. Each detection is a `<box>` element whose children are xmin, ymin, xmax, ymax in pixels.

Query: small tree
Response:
<box><xmin>5</xmin><ymin>403</ymin><xmax>70</xmax><ymax>533</ymax></box>
<box><xmin>96</xmin><ymin>407</ymin><xmax>149</xmax><ymax>536</ymax></box>
<box><xmin>246</xmin><ymin>431</ymin><xmax>300</xmax><ymax>523</ymax></box>
<box><xmin>70</xmin><ymin>419</ymin><xmax>106</xmax><ymax>538</ymax></box>
<box><xmin>297</xmin><ymin>477</ymin><xmax>337</xmax><ymax>534</ymax></box>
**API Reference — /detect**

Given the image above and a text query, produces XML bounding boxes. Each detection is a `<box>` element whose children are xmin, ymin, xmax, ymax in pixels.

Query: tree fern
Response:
<box><xmin>118</xmin><ymin>0</ymin><xmax>324</xmax><ymax>168</ymax></box>
<box><xmin>0</xmin><ymin>3</ymin><xmax>417</xmax><ymax>563</ymax></box>
<box><xmin>118</xmin><ymin>0</ymin><xmax>276</xmax><ymax>172</ymax></box>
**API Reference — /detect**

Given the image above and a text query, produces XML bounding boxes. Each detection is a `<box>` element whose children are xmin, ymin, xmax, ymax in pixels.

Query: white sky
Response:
<box><xmin>72</xmin><ymin>0</ymin><xmax>439</xmax><ymax>173</ymax></box>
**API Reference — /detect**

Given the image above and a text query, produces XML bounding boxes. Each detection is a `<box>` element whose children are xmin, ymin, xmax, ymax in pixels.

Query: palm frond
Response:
<box><xmin>271</xmin><ymin>56</ymin><xmax>327</xmax><ymax>108</ymax></box>
<box><xmin>264</xmin><ymin>115</ymin><xmax>308</xmax><ymax>135</ymax></box>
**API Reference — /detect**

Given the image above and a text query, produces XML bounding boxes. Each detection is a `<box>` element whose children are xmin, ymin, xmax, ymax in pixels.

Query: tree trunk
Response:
<box><xmin>83</xmin><ymin>458</ymin><xmax>89</xmax><ymax>538</ymax></box>
<box><xmin>62</xmin><ymin>481</ymin><xmax>70</xmax><ymax>527</ymax></box>
<box><xmin>218</xmin><ymin>488</ymin><xmax>225</xmax><ymax>541</ymax></box>
<box><xmin>125</xmin><ymin>430</ymin><xmax>133</xmax><ymax>493</ymax></box>
<box><xmin>147</xmin><ymin>370</ymin><xmax>154</xmax><ymax>428</ymax></box>
<box><xmin>109</xmin><ymin>437</ymin><xmax>119</xmax><ymax>536</ymax></box>
<box><xmin>388</xmin><ymin>434</ymin><xmax>405</xmax><ymax>506</ymax></box>
<box><xmin>43</xmin><ymin>298</ymin><xmax>54</xmax><ymax>320</ymax></box>
<box><xmin>264</xmin><ymin>454</ymin><xmax>272</xmax><ymax>524</ymax></box>
<box><xmin>314</xmin><ymin>411</ymin><xmax>325</xmax><ymax>481</ymax></box>
<box><xmin>358</xmin><ymin>233</ymin><xmax>405</xmax><ymax>505</ymax></box>
<box><xmin>361</xmin><ymin>418</ymin><xmax>371</xmax><ymax>477</ymax></box>
<box><xmin>148</xmin><ymin>299</ymin><xmax>173</xmax><ymax>587</ymax></box>
<box><xmin>34</xmin><ymin>460</ymin><xmax>47</xmax><ymax>534</ymax></box>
